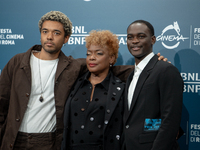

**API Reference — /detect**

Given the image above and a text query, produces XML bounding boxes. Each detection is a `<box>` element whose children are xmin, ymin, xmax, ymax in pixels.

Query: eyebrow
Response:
<box><xmin>42</xmin><ymin>28</ymin><xmax>61</xmax><ymax>33</ymax></box>
<box><xmin>127</xmin><ymin>32</ymin><xmax>146</xmax><ymax>35</ymax></box>
<box><xmin>87</xmin><ymin>49</ymin><xmax>103</xmax><ymax>52</ymax></box>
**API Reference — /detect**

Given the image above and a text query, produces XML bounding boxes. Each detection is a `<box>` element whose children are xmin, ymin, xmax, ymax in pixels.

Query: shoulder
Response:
<box><xmin>110</xmin><ymin>71</ymin><xmax>126</xmax><ymax>86</ymax></box>
<box><xmin>6</xmin><ymin>50</ymin><xmax>30</xmax><ymax>67</ymax></box>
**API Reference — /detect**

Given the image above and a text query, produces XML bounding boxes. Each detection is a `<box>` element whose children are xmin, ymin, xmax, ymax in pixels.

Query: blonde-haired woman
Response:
<box><xmin>62</xmin><ymin>30</ymin><xmax>125</xmax><ymax>150</ymax></box>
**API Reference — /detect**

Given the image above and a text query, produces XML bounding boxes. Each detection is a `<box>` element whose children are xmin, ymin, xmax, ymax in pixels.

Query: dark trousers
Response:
<box><xmin>14</xmin><ymin>131</ymin><xmax>56</xmax><ymax>150</ymax></box>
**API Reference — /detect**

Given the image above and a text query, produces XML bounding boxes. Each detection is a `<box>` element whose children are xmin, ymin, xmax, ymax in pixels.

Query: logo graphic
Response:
<box><xmin>67</xmin><ymin>26</ymin><xmax>127</xmax><ymax>45</ymax></box>
<box><xmin>157</xmin><ymin>22</ymin><xmax>189</xmax><ymax>49</ymax></box>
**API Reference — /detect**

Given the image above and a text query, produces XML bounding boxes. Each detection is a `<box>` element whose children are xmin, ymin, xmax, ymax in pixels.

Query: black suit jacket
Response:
<box><xmin>61</xmin><ymin>71</ymin><xmax>125</xmax><ymax>150</ymax></box>
<box><xmin>124</xmin><ymin>55</ymin><xmax>183</xmax><ymax>150</ymax></box>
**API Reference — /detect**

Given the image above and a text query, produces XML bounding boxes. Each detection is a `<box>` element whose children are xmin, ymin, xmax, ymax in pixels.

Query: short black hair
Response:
<box><xmin>127</xmin><ymin>20</ymin><xmax>155</xmax><ymax>36</ymax></box>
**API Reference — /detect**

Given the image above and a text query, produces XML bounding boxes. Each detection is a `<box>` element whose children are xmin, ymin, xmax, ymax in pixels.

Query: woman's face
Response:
<box><xmin>86</xmin><ymin>44</ymin><xmax>114</xmax><ymax>75</ymax></box>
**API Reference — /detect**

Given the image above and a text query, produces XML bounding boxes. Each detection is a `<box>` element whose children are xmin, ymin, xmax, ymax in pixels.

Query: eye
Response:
<box><xmin>86</xmin><ymin>53</ymin><xmax>90</xmax><ymax>56</ymax></box>
<box><xmin>127</xmin><ymin>36</ymin><xmax>133</xmax><ymax>40</ymax></box>
<box><xmin>138</xmin><ymin>34</ymin><xmax>145</xmax><ymax>39</ymax></box>
<box><xmin>54</xmin><ymin>32</ymin><xmax>60</xmax><ymax>35</ymax></box>
<box><xmin>97</xmin><ymin>52</ymin><xmax>103</xmax><ymax>55</ymax></box>
<box><xmin>42</xmin><ymin>30</ymin><xmax>47</xmax><ymax>34</ymax></box>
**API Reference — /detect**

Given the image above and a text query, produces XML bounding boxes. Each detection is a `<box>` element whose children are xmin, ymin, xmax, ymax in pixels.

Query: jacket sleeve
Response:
<box><xmin>112</xmin><ymin>65</ymin><xmax>134</xmax><ymax>82</ymax></box>
<box><xmin>0</xmin><ymin>59</ymin><xmax>13</xmax><ymax>146</ymax></box>
<box><xmin>151</xmin><ymin>64</ymin><xmax>183</xmax><ymax>150</ymax></box>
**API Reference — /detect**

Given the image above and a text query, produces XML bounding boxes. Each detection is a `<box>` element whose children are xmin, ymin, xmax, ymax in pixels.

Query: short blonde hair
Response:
<box><xmin>38</xmin><ymin>11</ymin><xmax>72</xmax><ymax>37</ymax></box>
<box><xmin>85</xmin><ymin>30</ymin><xmax>119</xmax><ymax>64</ymax></box>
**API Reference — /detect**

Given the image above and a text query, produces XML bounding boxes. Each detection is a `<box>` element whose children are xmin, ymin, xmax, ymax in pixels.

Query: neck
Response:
<box><xmin>34</xmin><ymin>48</ymin><xmax>60</xmax><ymax>60</ymax></box>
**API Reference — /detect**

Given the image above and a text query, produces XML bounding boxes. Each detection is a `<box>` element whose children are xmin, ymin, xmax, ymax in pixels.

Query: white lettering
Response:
<box><xmin>194</xmin><ymin>40</ymin><xmax>200</xmax><ymax>45</ymax></box>
<box><xmin>191</xmin><ymin>124</ymin><xmax>200</xmax><ymax>130</ymax></box>
<box><xmin>119</xmin><ymin>37</ymin><xmax>126</xmax><ymax>45</ymax></box>
<box><xmin>196</xmin><ymin>137</ymin><xmax>200</xmax><ymax>142</ymax></box>
<box><xmin>194</xmin><ymin>34</ymin><xmax>200</xmax><ymax>39</ymax></box>
<box><xmin>157</xmin><ymin>35</ymin><xmax>188</xmax><ymax>42</ymax></box>
<box><xmin>181</xmin><ymin>73</ymin><xmax>200</xmax><ymax>81</ymax></box>
<box><xmin>6</xmin><ymin>34</ymin><xmax>24</xmax><ymax>39</ymax></box>
<box><xmin>191</xmin><ymin>131</ymin><xmax>200</xmax><ymax>136</ymax></box>
<box><xmin>67</xmin><ymin>37</ymin><xmax>86</xmax><ymax>45</ymax></box>
<box><xmin>194</xmin><ymin>28</ymin><xmax>200</xmax><ymax>33</ymax></box>
<box><xmin>72</xmin><ymin>26</ymin><xmax>87</xmax><ymax>34</ymax></box>
<box><xmin>0</xmin><ymin>34</ymin><xmax>5</xmax><ymax>39</ymax></box>
<box><xmin>191</xmin><ymin>137</ymin><xmax>195</xmax><ymax>142</ymax></box>
<box><xmin>183</xmin><ymin>85</ymin><xmax>200</xmax><ymax>93</ymax></box>
<box><xmin>2</xmin><ymin>40</ymin><xmax>15</xmax><ymax>45</ymax></box>
<box><xmin>0</xmin><ymin>29</ymin><xmax>12</xmax><ymax>33</ymax></box>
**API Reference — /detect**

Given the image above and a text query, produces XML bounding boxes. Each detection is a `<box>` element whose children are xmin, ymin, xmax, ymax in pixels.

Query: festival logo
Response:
<box><xmin>157</xmin><ymin>22</ymin><xmax>189</xmax><ymax>49</ymax></box>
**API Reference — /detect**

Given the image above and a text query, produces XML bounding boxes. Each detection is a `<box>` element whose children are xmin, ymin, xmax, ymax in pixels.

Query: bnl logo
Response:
<box><xmin>157</xmin><ymin>21</ymin><xmax>189</xmax><ymax>49</ymax></box>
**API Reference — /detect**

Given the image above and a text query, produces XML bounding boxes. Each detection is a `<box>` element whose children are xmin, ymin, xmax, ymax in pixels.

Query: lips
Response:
<box><xmin>89</xmin><ymin>63</ymin><xmax>97</xmax><ymax>67</ymax></box>
<box><xmin>131</xmin><ymin>46</ymin><xmax>142</xmax><ymax>51</ymax></box>
<box><xmin>45</xmin><ymin>41</ymin><xmax>54</xmax><ymax>47</ymax></box>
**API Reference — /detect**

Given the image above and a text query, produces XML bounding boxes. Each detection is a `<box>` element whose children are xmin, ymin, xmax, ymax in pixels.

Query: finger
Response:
<box><xmin>158</xmin><ymin>56</ymin><xmax>164</xmax><ymax>60</ymax></box>
<box><xmin>163</xmin><ymin>58</ymin><xmax>168</xmax><ymax>62</ymax></box>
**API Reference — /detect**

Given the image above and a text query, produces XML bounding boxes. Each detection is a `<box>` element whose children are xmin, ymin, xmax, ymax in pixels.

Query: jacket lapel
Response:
<box><xmin>20</xmin><ymin>47</ymin><xmax>33</xmax><ymax>83</ymax></box>
<box><xmin>104</xmin><ymin>73</ymin><xmax>125</xmax><ymax>131</ymax></box>
<box><xmin>55</xmin><ymin>51</ymin><xmax>71</xmax><ymax>81</ymax></box>
<box><xmin>124</xmin><ymin>70</ymin><xmax>134</xmax><ymax>120</ymax></box>
<box><xmin>125</xmin><ymin>55</ymin><xmax>158</xmax><ymax>122</ymax></box>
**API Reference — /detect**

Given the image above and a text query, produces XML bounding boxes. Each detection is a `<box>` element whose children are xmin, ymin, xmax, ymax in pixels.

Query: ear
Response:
<box><xmin>151</xmin><ymin>35</ymin><xmax>156</xmax><ymax>45</ymax></box>
<box><xmin>64</xmin><ymin>36</ymin><xmax>70</xmax><ymax>44</ymax></box>
<box><xmin>109</xmin><ymin>54</ymin><xmax>115</xmax><ymax>65</ymax></box>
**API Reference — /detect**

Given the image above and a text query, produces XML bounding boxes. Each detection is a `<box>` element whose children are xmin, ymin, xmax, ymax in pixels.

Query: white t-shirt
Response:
<box><xmin>19</xmin><ymin>52</ymin><xmax>58</xmax><ymax>133</ymax></box>
<box><xmin>128</xmin><ymin>52</ymin><xmax>154</xmax><ymax>109</ymax></box>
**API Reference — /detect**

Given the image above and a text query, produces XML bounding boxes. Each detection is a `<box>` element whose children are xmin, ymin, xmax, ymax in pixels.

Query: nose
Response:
<box><xmin>89</xmin><ymin>54</ymin><xmax>96</xmax><ymax>60</ymax></box>
<box><xmin>132</xmin><ymin>36</ymin><xmax>139</xmax><ymax>43</ymax></box>
<box><xmin>47</xmin><ymin>32</ymin><xmax>53</xmax><ymax>40</ymax></box>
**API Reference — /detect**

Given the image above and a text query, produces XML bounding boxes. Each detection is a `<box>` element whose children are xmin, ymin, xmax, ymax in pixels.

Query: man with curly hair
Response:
<box><xmin>0</xmin><ymin>11</ymin><xmax>88</xmax><ymax>150</ymax></box>
<box><xmin>0</xmin><ymin>11</ymin><xmax>167</xmax><ymax>150</ymax></box>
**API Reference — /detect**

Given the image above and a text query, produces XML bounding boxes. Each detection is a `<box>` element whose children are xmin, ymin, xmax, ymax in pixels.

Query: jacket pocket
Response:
<box><xmin>139</xmin><ymin>131</ymin><xmax>158</xmax><ymax>144</ymax></box>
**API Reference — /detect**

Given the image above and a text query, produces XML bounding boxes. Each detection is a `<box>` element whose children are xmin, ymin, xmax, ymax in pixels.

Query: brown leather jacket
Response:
<box><xmin>0</xmin><ymin>45</ymin><xmax>87</xmax><ymax>149</ymax></box>
<box><xmin>0</xmin><ymin>45</ymin><xmax>133</xmax><ymax>149</ymax></box>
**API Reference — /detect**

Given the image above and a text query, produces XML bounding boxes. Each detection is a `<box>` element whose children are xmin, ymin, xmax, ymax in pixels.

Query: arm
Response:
<box><xmin>112</xmin><ymin>53</ymin><xmax>168</xmax><ymax>82</ymax></box>
<box><xmin>152</xmin><ymin>64</ymin><xmax>183</xmax><ymax>150</ymax></box>
<box><xmin>112</xmin><ymin>65</ymin><xmax>134</xmax><ymax>82</ymax></box>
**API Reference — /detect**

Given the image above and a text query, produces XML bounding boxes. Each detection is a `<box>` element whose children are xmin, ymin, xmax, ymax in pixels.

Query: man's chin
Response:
<box><xmin>44</xmin><ymin>48</ymin><xmax>60</xmax><ymax>54</ymax></box>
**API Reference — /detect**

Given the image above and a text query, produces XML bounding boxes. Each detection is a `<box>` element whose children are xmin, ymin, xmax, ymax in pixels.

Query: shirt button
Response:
<box><xmin>113</xmin><ymin>92</ymin><xmax>116</xmax><ymax>96</ymax></box>
<box><xmin>16</xmin><ymin>118</ymin><xmax>20</xmax><ymax>122</ymax></box>
<box><xmin>25</xmin><ymin>93</ymin><xmax>29</xmax><ymax>97</ymax></box>
<box><xmin>126</xmin><ymin>125</ymin><xmax>129</xmax><ymax>129</ymax></box>
<box><xmin>104</xmin><ymin>120</ymin><xmax>108</xmax><ymax>125</ymax></box>
<box><xmin>90</xmin><ymin>117</ymin><xmax>94</xmax><ymax>121</ymax></box>
<box><xmin>81</xmin><ymin>125</ymin><xmax>84</xmax><ymax>129</ymax></box>
<box><xmin>116</xmin><ymin>135</ymin><xmax>120</xmax><ymax>140</ymax></box>
<box><xmin>98</xmin><ymin>125</ymin><xmax>102</xmax><ymax>128</ymax></box>
<box><xmin>28</xmin><ymin>135</ymin><xmax>32</xmax><ymax>139</ymax></box>
<box><xmin>111</xmin><ymin>97</ymin><xmax>115</xmax><ymax>101</ymax></box>
<box><xmin>107</xmin><ymin>109</ymin><xmax>110</xmax><ymax>114</ymax></box>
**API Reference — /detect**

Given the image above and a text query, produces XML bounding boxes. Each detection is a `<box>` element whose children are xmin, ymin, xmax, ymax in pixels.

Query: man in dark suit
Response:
<box><xmin>123</xmin><ymin>20</ymin><xmax>183</xmax><ymax>150</ymax></box>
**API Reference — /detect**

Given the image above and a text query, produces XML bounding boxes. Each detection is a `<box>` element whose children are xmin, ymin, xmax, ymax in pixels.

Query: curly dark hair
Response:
<box><xmin>38</xmin><ymin>11</ymin><xmax>72</xmax><ymax>37</ymax></box>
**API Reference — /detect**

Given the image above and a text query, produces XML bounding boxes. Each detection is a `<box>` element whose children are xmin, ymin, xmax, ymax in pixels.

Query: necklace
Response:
<box><xmin>38</xmin><ymin>52</ymin><xmax>58</xmax><ymax>102</ymax></box>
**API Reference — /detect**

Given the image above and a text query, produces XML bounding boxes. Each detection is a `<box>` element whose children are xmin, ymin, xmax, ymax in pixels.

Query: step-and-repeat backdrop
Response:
<box><xmin>0</xmin><ymin>0</ymin><xmax>200</xmax><ymax>149</ymax></box>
